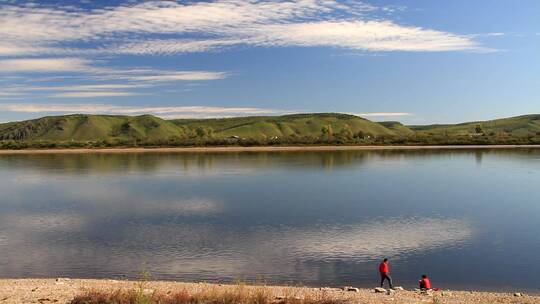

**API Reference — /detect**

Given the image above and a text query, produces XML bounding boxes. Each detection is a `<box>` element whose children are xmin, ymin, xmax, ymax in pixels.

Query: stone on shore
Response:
<box><xmin>441</xmin><ymin>291</ymin><xmax>453</xmax><ymax>297</ymax></box>
<box><xmin>420</xmin><ymin>289</ymin><xmax>434</xmax><ymax>296</ymax></box>
<box><xmin>374</xmin><ymin>287</ymin><xmax>387</xmax><ymax>293</ymax></box>
<box><xmin>514</xmin><ymin>292</ymin><xmax>523</xmax><ymax>297</ymax></box>
<box><xmin>54</xmin><ymin>278</ymin><xmax>71</xmax><ymax>285</ymax></box>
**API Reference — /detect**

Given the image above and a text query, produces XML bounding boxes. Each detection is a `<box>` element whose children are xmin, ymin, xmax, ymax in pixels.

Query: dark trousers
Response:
<box><xmin>380</xmin><ymin>273</ymin><xmax>393</xmax><ymax>288</ymax></box>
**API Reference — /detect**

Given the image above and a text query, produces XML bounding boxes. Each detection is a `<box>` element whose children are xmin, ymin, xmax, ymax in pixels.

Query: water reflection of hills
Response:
<box><xmin>0</xmin><ymin>152</ymin><xmax>368</xmax><ymax>174</ymax></box>
<box><xmin>0</xmin><ymin>149</ymin><xmax>538</xmax><ymax>174</ymax></box>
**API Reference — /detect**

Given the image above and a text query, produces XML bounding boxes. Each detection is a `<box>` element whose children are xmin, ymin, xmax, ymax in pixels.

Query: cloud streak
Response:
<box><xmin>250</xmin><ymin>21</ymin><xmax>481</xmax><ymax>52</ymax></box>
<box><xmin>0</xmin><ymin>103</ymin><xmax>284</xmax><ymax>118</ymax></box>
<box><xmin>49</xmin><ymin>92</ymin><xmax>138</xmax><ymax>98</ymax></box>
<box><xmin>129</xmin><ymin>71</ymin><xmax>227</xmax><ymax>82</ymax></box>
<box><xmin>10</xmin><ymin>84</ymin><xmax>149</xmax><ymax>92</ymax></box>
<box><xmin>0</xmin><ymin>1</ymin><xmax>486</xmax><ymax>56</ymax></box>
<box><xmin>0</xmin><ymin>58</ymin><xmax>226</xmax><ymax>81</ymax></box>
<box><xmin>0</xmin><ymin>58</ymin><xmax>91</xmax><ymax>72</ymax></box>
<box><xmin>0</xmin><ymin>58</ymin><xmax>227</xmax><ymax>98</ymax></box>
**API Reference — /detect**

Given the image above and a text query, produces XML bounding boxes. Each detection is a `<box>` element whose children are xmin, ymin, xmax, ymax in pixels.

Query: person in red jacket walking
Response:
<box><xmin>419</xmin><ymin>274</ymin><xmax>431</xmax><ymax>290</ymax></box>
<box><xmin>378</xmin><ymin>258</ymin><xmax>393</xmax><ymax>288</ymax></box>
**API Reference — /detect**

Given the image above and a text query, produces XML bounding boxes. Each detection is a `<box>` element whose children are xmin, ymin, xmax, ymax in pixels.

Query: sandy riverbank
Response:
<box><xmin>1</xmin><ymin>145</ymin><xmax>540</xmax><ymax>154</ymax></box>
<box><xmin>0</xmin><ymin>279</ymin><xmax>537</xmax><ymax>304</ymax></box>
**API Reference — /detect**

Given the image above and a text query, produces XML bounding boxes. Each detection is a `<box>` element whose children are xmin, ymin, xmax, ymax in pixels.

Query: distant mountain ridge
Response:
<box><xmin>1</xmin><ymin>113</ymin><xmax>539</xmax><ymax>147</ymax></box>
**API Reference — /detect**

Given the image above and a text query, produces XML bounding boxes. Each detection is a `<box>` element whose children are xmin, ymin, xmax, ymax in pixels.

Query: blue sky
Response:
<box><xmin>0</xmin><ymin>0</ymin><xmax>538</xmax><ymax>124</ymax></box>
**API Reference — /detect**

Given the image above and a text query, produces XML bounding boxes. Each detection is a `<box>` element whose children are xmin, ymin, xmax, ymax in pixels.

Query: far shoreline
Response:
<box><xmin>1</xmin><ymin>144</ymin><xmax>540</xmax><ymax>154</ymax></box>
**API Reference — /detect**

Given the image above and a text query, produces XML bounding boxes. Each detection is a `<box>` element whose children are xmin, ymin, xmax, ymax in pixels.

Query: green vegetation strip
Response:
<box><xmin>1</xmin><ymin>113</ymin><xmax>540</xmax><ymax>149</ymax></box>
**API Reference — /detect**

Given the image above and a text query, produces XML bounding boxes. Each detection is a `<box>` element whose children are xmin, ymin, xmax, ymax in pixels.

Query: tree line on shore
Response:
<box><xmin>2</xmin><ymin>125</ymin><xmax>539</xmax><ymax>150</ymax></box>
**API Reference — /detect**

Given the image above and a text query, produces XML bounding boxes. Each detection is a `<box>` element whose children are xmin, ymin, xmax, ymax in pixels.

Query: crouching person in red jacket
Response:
<box><xmin>419</xmin><ymin>274</ymin><xmax>431</xmax><ymax>290</ymax></box>
<box><xmin>379</xmin><ymin>258</ymin><xmax>393</xmax><ymax>288</ymax></box>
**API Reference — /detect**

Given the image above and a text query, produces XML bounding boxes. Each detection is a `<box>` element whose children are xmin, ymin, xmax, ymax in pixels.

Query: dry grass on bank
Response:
<box><xmin>70</xmin><ymin>283</ymin><xmax>345</xmax><ymax>304</ymax></box>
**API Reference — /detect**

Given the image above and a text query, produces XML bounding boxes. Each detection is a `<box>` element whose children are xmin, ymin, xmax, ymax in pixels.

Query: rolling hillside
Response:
<box><xmin>172</xmin><ymin>113</ymin><xmax>395</xmax><ymax>139</ymax></box>
<box><xmin>379</xmin><ymin>121</ymin><xmax>415</xmax><ymax>136</ymax></box>
<box><xmin>0</xmin><ymin>113</ymin><xmax>396</xmax><ymax>142</ymax></box>
<box><xmin>410</xmin><ymin>114</ymin><xmax>540</xmax><ymax>136</ymax></box>
<box><xmin>0</xmin><ymin>114</ymin><xmax>184</xmax><ymax>142</ymax></box>
<box><xmin>1</xmin><ymin>113</ymin><xmax>539</xmax><ymax>146</ymax></box>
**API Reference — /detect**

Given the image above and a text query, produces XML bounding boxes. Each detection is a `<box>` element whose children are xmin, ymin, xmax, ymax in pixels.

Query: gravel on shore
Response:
<box><xmin>0</xmin><ymin>279</ymin><xmax>538</xmax><ymax>304</ymax></box>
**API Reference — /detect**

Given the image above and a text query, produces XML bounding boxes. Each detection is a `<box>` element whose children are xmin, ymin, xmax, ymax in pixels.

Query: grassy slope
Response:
<box><xmin>409</xmin><ymin>114</ymin><xmax>540</xmax><ymax>136</ymax></box>
<box><xmin>0</xmin><ymin>113</ymin><xmax>396</xmax><ymax>142</ymax></box>
<box><xmin>0</xmin><ymin>114</ymin><xmax>185</xmax><ymax>142</ymax></box>
<box><xmin>379</xmin><ymin>121</ymin><xmax>415</xmax><ymax>136</ymax></box>
<box><xmin>172</xmin><ymin>113</ymin><xmax>395</xmax><ymax>139</ymax></box>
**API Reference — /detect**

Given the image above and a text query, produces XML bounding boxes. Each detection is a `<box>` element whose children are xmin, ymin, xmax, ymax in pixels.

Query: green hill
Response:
<box><xmin>1</xmin><ymin>113</ymin><xmax>539</xmax><ymax>148</ymax></box>
<box><xmin>379</xmin><ymin>121</ymin><xmax>415</xmax><ymax>136</ymax></box>
<box><xmin>0</xmin><ymin>113</ymin><xmax>396</xmax><ymax>143</ymax></box>
<box><xmin>171</xmin><ymin>113</ymin><xmax>395</xmax><ymax>139</ymax></box>
<box><xmin>0</xmin><ymin>114</ymin><xmax>185</xmax><ymax>142</ymax></box>
<box><xmin>410</xmin><ymin>114</ymin><xmax>540</xmax><ymax>136</ymax></box>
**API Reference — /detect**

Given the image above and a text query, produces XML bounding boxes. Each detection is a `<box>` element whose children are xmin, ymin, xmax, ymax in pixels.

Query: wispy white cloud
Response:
<box><xmin>112</xmin><ymin>19</ymin><xmax>483</xmax><ymax>55</ymax></box>
<box><xmin>129</xmin><ymin>71</ymin><xmax>227</xmax><ymax>82</ymax></box>
<box><xmin>109</xmin><ymin>39</ymin><xmax>243</xmax><ymax>55</ymax></box>
<box><xmin>0</xmin><ymin>92</ymin><xmax>23</xmax><ymax>97</ymax></box>
<box><xmin>0</xmin><ymin>1</ymin><xmax>486</xmax><ymax>56</ymax></box>
<box><xmin>0</xmin><ymin>58</ymin><xmax>225</xmax><ymax>81</ymax></box>
<box><xmin>380</xmin><ymin>5</ymin><xmax>407</xmax><ymax>14</ymax></box>
<box><xmin>0</xmin><ymin>1</ymin><xmax>345</xmax><ymax>44</ymax></box>
<box><xmin>486</xmin><ymin>32</ymin><xmax>505</xmax><ymax>37</ymax></box>
<box><xmin>246</xmin><ymin>21</ymin><xmax>481</xmax><ymax>52</ymax></box>
<box><xmin>0</xmin><ymin>58</ymin><xmax>91</xmax><ymax>72</ymax></box>
<box><xmin>0</xmin><ymin>44</ymin><xmax>57</xmax><ymax>56</ymax></box>
<box><xmin>0</xmin><ymin>58</ymin><xmax>227</xmax><ymax>98</ymax></box>
<box><xmin>1</xmin><ymin>83</ymin><xmax>147</xmax><ymax>99</ymax></box>
<box><xmin>13</xmin><ymin>84</ymin><xmax>149</xmax><ymax>92</ymax></box>
<box><xmin>0</xmin><ymin>103</ymin><xmax>284</xmax><ymax>118</ymax></box>
<box><xmin>49</xmin><ymin>91</ymin><xmax>137</xmax><ymax>98</ymax></box>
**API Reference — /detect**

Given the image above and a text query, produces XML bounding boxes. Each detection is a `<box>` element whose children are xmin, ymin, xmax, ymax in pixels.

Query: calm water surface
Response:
<box><xmin>0</xmin><ymin>149</ymin><xmax>539</xmax><ymax>291</ymax></box>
